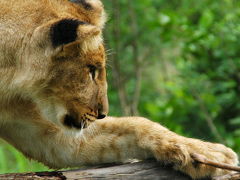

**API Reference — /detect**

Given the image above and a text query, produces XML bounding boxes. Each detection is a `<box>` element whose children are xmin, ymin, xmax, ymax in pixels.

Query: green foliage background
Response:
<box><xmin>0</xmin><ymin>0</ymin><xmax>240</xmax><ymax>173</ymax></box>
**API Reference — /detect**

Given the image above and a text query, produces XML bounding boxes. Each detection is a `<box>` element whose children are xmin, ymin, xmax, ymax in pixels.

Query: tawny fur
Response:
<box><xmin>0</xmin><ymin>0</ymin><xmax>238</xmax><ymax>179</ymax></box>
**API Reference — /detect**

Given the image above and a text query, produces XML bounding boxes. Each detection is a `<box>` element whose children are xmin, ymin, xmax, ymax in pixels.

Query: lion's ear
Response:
<box><xmin>77</xmin><ymin>23</ymin><xmax>101</xmax><ymax>39</ymax></box>
<box><xmin>68</xmin><ymin>0</ymin><xmax>106</xmax><ymax>28</ymax></box>
<box><xmin>69</xmin><ymin>0</ymin><xmax>93</xmax><ymax>10</ymax></box>
<box><xmin>50</xmin><ymin>19</ymin><xmax>100</xmax><ymax>48</ymax></box>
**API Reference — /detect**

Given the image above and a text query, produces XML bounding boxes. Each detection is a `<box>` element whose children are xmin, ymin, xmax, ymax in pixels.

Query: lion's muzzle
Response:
<box><xmin>63</xmin><ymin>99</ymin><xmax>108</xmax><ymax>129</ymax></box>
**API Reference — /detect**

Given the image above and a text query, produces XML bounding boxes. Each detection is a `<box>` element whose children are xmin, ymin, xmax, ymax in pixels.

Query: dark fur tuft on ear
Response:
<box><xmin>50</xmin><ymin>19</ymin><xmax>86</xmax><ymax>47</ymax></box>
<box><xmin>69</xmin><ymin>0</ymin><xmax>93</xmax><ymax>10</ymax></box>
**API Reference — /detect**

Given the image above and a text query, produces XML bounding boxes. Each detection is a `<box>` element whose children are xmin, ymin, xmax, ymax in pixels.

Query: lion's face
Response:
<box><xmin>12</xmin><ymin>0</ymin><xmax>108</xmax><ymax>129</ymax></box>
<box><xmin>47</xmin><ymin>43</ymin><xmax>108</xmax><ymax>129</ymax></box>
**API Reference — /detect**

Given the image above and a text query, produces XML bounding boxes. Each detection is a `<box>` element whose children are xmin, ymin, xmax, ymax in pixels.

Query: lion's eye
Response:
<box><xmin>88</xmin><ymin>65</ymin><xmax>97</xmax><ymax>80</ymax></box>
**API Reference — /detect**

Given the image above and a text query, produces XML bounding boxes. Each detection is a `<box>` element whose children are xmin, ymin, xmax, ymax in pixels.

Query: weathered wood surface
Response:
<box><xmin>0</xmin><ymin>160</ymin><xmax>210</xmax><ymax>180</ymax></box>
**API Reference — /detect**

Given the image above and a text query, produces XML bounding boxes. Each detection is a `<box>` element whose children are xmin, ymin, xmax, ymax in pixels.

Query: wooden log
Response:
<box><xmin>0</xmin><ymin>160</ymin><xmax>209</xmax><ymax>180</ymax></box>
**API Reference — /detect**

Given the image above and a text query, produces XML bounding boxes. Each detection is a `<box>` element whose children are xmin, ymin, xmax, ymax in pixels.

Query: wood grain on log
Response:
<box><xmin>0</xmin><ymin>160</ymin><xmax>207</xmax><ymax>180</ymax></box>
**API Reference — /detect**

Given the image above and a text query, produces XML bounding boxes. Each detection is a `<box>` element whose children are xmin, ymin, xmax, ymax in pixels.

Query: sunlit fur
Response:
<box><xmin>0</xmin><ymin>0</ymin><xmax>238</xmax><ymax>179</ymax></box>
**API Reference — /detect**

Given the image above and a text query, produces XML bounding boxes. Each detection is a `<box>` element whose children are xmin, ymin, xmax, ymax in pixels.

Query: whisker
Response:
<box><xmin>88</xmin><ymin>124</ymin><xmax>93</xmax><ymax>137</ymax></box>
<box><xmin>106</xmin><ymin>48</ymin><xmax>114</xmax><ymax>53</ymax></box>
<box><xmin>92</xmin><ymin>123</ymin><xmax>98</xmax><ymax>136</ymax></box>
<box><xmin>106</xmin><ymin>62</ymin><xmax>112</xmax><ymax>68</ymax></box>
<box><xmin>81</xmin><ymin>127</ymin><xmax>87</xmax><ymax>143</ymax></box>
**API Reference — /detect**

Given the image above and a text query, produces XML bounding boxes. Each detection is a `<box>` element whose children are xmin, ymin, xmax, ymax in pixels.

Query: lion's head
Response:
<box><xmin>10</xmin><ymin>0</ymin><xmax>108</xmax><ymax>129</ymax></box>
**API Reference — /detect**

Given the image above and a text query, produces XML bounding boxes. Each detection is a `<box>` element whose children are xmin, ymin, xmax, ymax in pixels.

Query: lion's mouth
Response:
<box><xmin>63</xmin><ymin>114</ymin><xmax>96</xmax><ymax>129</ymax></box>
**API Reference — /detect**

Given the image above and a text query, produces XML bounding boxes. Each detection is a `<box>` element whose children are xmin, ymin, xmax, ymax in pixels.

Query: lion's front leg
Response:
<box><xmin>95</xmin><ymin>117</ymin><xmax>238</xmax><ymax>179</ymax></box>
<box><xmin>2</xmin><ymin>116</ymin><xmax>238</xmax><ymax>179</ymax></box>
<box><xmin>1</xmin><ymin>116</ymin><xmax>153</xmax><ymax>169</ymax></box>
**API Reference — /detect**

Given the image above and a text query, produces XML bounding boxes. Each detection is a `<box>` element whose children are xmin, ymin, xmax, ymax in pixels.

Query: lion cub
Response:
<box><xmin>0</xmin><ymin>0</ymin><xmax>238</xmax><ymax>179</ymax></box>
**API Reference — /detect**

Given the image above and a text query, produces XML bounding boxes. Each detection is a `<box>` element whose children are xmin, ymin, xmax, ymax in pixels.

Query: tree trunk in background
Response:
<box><xmin>128</xmin><ymin>0</ymin><xmax>142</xmax><ymax>116</ymax></box>
<box><xmin>107</xmin><ymin>0</ymin><xmax>145</xmax><ymax>116</ymax></box>
<box><xmin>110</xmin><ymin>0</ymin><xmax>131</xmax><ymax>116</ymax></box>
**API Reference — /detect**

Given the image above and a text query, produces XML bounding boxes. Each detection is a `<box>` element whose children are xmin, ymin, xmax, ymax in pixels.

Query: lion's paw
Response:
<box><xmin>153</xmin><ymin>138</ymin><xmax>239</xmax><ymax>179</ymax></box>
<box><xmin>177</xmin><ymin>139</ymin><xmax>238</xmax><ymax>179</ymax></box>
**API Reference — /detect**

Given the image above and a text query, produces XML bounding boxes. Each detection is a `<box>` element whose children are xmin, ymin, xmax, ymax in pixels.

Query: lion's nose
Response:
<box><xmin>63</xmin><ymin>114</ymin><xmax>87</xmax><ymax>129</ymax></box>
<box><xmin>97</xmin><ymin>106</ymin><xmax>107</xmax><ymax>119</ymax></box>
<box><xmin>97</xmin><ymin>98</ymin><xmax>108</xmax><ymax>119</ymax></box>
